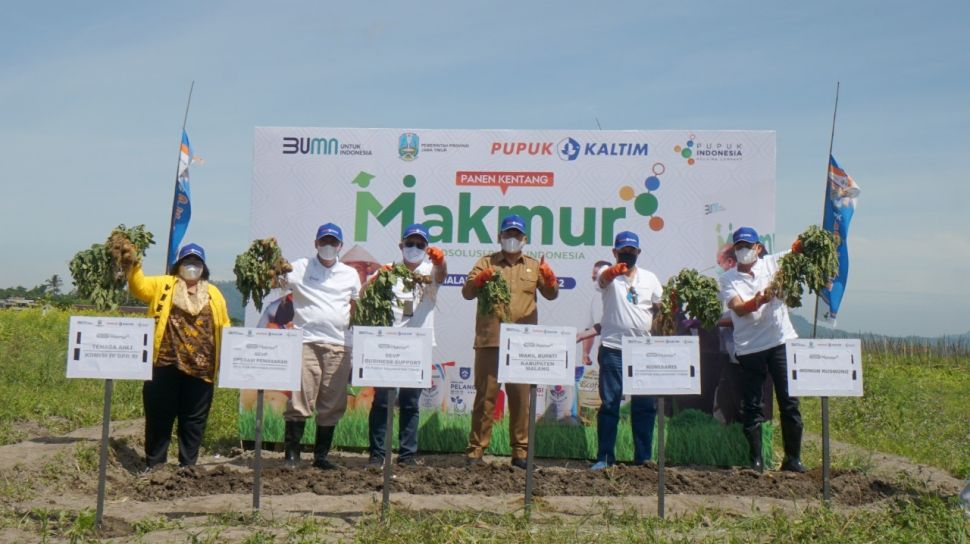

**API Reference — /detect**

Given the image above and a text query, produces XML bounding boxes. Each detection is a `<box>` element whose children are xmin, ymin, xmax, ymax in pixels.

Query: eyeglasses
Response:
<box><xmin>626</xmin><ymin>286</ymin><xmax>639</xmax><ymax>305</ymax></box>
<box><xmin>404</xmin><ymin>241</ymin><xmax>428</xmax><ymax>249</ymax></box>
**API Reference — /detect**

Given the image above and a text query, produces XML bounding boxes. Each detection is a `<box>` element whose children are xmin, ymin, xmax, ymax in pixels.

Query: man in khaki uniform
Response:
<box><xmin>462</xmin><ymin>214</ymin><xmax>559</xmax><ymax>468</ymax></box>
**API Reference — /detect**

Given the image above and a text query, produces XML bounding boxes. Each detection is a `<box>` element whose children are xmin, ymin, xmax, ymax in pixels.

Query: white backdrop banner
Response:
<box><xmin>250</xmin><ymin>128</ymin><xmax>776</xmax><ymax>414</ymax></box>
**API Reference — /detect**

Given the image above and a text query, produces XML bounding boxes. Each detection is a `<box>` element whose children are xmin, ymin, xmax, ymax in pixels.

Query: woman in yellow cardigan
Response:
<box><xmin>127</xmin><ymin>243</ymin><xmax>230</xmax><ymax>469</ymax></box>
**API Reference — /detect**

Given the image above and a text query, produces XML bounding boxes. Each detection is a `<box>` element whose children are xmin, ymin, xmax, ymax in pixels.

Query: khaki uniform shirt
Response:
<box><xmin>462</xmin><ymin>252</ymin><xmax>559</xmax><ymax>348</ymax></box>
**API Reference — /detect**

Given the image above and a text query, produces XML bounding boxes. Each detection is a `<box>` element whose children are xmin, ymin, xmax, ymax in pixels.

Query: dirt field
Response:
<box><xmin>0</xmin><ymin>419</ymin><xmax>963</xmax><ymax>542</ymax></box>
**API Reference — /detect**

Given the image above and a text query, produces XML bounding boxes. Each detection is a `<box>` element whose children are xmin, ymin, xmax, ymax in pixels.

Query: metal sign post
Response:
<box><xmin>821</xmin><ymin>396</ymin><xmax>831</xmax><ymax>502</ymax></box>
<box><xmin>252</xmin><ymin>389</ymin><xmax>265</xmax><ymax>510</ymax></box>
<box><xmin>94</xmin><ymin>379</ymin><xmax>113</xmax><ymax>529</ymax></box>
<box><xmin>524</xmin><ymin>384</ymin><xmax>538</xmax><ymax>520</ymax></box>
<box><xmin>381</xmin><ymin>388</ymin><xmax>396</xmax><ymax>522</ymax></box>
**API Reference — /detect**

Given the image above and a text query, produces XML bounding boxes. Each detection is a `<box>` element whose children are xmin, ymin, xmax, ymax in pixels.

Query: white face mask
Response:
<box><xmin>179</xmin><ymin>263</ymin><xmax>203</xmax><ymax>281</ymax></box>
<box><xmin>402</xmin><ymin>246</ymin><xmax>426</xmax><ymax>264</ymax></box>
<box><xmin>735</xmin><ymin>247</ymin><xmax>758</xmax><ymax>265</ymax></box>
<box><xmin>501</xmin><ymin>237</ymin><xmax>524</xmax><ymax>254</ymax></box>
<box><xmin>317</xmin><ymin>245</ymin><xmax>339</xmax><ymax>261</ymax></box>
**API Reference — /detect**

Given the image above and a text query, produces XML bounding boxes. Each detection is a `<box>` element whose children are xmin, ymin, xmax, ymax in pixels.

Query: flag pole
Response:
<box><xmin>814</xmin><ymin>81</ymin><xmax>839</xmax><ymax>505</ymax></box>
<box><xmin>812</xmin><ymin>81</ymin><xmax>839</xmax><ymax>338</ymax></box>
<box><xmin>165</xmin><ymin>81</ymin><xmax>195</xmax><ymax>274</ymax></box>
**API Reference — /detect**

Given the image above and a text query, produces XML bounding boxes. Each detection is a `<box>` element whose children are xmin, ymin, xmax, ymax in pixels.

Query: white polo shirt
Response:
<box><xmin>389</xmin><ymin>260</ymin><xmax>439</xmax><ymax>346</ymax></box>
<box><xmin>596</xmin><ymin>265</ymin><xmax>664</xmax><ymax>350</ymax></box>
<box><xmin>288</xmin><ymin>256</ymin><xmax>361</xmax><ymax>346</ymax></box>
<box><xmin>718</xmin><ymin>253</ymin><xmax>797</xmax><ymax>356</ymax></box>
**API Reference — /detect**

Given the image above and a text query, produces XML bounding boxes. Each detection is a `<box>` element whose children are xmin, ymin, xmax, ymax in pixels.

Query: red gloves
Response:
<box><xmin>740</xmin><ymin>292</ymin><xmax>769</xmax><ymax>313</ymax></box>
<box><xmin>538</xmin><ymin>256</ymin><xmax>557</xmax><ymax>288</ymax></box>
<box><xmin>791</xmin><ymin>239</ymin><xmax>803</xmax><ymax>254</ymax></box>
<box><xmin>600</xmin><ymin>263</ymin><xmax>628</xmax><ymax>284</ymax></box>
<box><xmin>471</xmin><ymin>268</ymin><xmax>494</xmax><ymax>288</ymax></box>
<box><xmin>426</xmin><ymin>246</ymin><xmax>445</xmax><ymax>266</ymax></box>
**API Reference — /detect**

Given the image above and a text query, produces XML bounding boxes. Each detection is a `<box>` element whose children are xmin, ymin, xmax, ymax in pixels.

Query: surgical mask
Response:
<box><xmin>736</xmin><ymin>247</ymin><xmax>758</xmax><ymax>265</ymax></box>
<box><xmin>317</xmin><ymin>245</ymin><xmax>339</xmax><ymax>261</ymax></box>
<box><xmin>402</xmin><ymin>246</ymin><xmax>426</xmax><ymax>264</ymax></box>
<box><xmin>179</xmin><ymin>264</ymin><xmax>203</xmax><ymax>281</ymax></box>
<box><xmin>616</xmin><ymin>252</ymin><xmax>638</xmax><ymax>268</ymax></box>
<box><xmin>501</xmin><ymin>237</ymin><xmax>524</xmax><ymax>253</ymax></box>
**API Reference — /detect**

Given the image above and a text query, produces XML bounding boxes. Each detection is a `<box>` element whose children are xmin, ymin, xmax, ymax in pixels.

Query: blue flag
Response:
<box><xmin>168</xmin><ymin>130</ymin><xmax>195</xmax><ymax>267</ymax></box>
<box><xmin>820</xmin><ymin>155</ymin><xmax>860</xmax><ymax>326</ymax></box>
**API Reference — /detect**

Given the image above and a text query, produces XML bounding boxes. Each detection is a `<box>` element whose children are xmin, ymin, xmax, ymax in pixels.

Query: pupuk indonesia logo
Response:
<box><xmin>399</xmin><ymin>132</ymin><xmax>419</xmax><ymax>161</ymax></box>
<box><xmin>616</xmin><ymin>162</ymin><xmax>667</xmax><ymax>232</ymax></box>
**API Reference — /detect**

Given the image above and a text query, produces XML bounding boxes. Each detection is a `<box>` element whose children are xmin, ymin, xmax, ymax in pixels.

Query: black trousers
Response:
<box><xmin>737</xmin><ymin>343</ymin><xmax>802</xmax><ymax>444</ymax></box>
<box><xmin>143</xmin><ymin>364</ymin><xmax>214</xmax><ymax>467</ymax></box>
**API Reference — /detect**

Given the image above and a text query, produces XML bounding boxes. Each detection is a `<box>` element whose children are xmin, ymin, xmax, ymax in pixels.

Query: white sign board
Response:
<box><xmin>218</xmin><ymin>327</ymin><xmax>303</xmax><ymax>391</ymax></box>
<box><xmin>786</xmin><ymin>338</ymin><xmax>863</xmax><ymax>397</ymax></box>
<box><xmin>352</xmin><ymin>326</ymin><xmax>433</xmax><ymax>388</ymax></box>
<box><xmin>498</xmin><ymin>324</ymin><xmax>577</xmax><ymax>386</ymax></box>
<box><xmin>621</xmin><ymin>336</ymin><xmax>701</xmax><ymax>395</ymax></box>
<box><xmin>66</xmin><ymin>316</ymin><xmax>154</xmax><ymax>380</ymax></box>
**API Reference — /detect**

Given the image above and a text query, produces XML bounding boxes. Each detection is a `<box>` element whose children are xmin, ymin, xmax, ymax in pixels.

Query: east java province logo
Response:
<box><xmin>399</xmin><ymin>132</ymin><xmax>419</xmax><ymax>161</ymax></box>
<box><xmin>618</xmin><ymin>162</ymin><xmax>667</xmax><ymax>232</ymax></box>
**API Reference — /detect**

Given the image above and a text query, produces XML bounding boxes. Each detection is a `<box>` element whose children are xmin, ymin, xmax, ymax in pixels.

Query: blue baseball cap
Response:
<box><xmin>732</xmin><ymin>227</ymin><xmax>760</xmax><ymax>245</ymax></box>
<box><xmin>315</xmin><ymin>223</ymin><xmax>343</xmax><ymax>242</ymax></box>
<box><xmin>613</xmin><ymin>231</ymin><xmax>640</xmax><ymax>249</ymax></box>
<box><xmin>402</xmin><ymin>223</ymin><xmax>429</xmax><ymax>241</ymax></box>
<box><xmin>176</xmin><ymin>243</ymin><xmax>206</xmax><ymax>263</ymax></box>
<box><xmin>500</xmin><ymin>214</ymin><xmax>526</xmax><ymax>233</ymax></box>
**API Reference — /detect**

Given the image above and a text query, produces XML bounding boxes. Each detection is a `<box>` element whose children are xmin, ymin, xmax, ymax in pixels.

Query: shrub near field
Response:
<box><xmin>0</xmin><ymin>308</ymin><xmax>238</xmax><ymax>452</ymax></box>
<box><xmin>2</xmin><ymin>308</ymin><xmax>970</xmax><ymax>480</ymax></box>
<box><xmin>799</xmin><ymin>338</ymin><xmax>970</xmax><ymax>479</ymax></box>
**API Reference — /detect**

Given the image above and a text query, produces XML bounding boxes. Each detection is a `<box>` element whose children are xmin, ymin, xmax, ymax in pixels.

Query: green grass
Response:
<box><xmin>354</xmin><ymin>493</ymin><xmax>970</xmax><ymax>543</ymax></box>
<box><xmin>799</xmin><ymin>346</ymin><xmax>970</xmax><ymax>479</ymax></box>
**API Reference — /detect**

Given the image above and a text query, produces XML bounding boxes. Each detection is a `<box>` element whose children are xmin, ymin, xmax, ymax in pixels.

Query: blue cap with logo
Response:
<box><xmin>613</xmin><ymin>231</ymin><xmax>640</xmax><ymax>249</ymax></box>
<box><xmin>402</xmin><ymin>223</ymin><xmax>430</xmax><ymax>241</ymax></box>
<box><xmin>315</xmin><ymin>223</ymin><xmax>343</xmax><ymax>242</ymax></box>
<box><xmin>176</xmin><ymin>243</ymin><xmax>206</xmax><ymax>263</ymax></box>
<box><xmin>500</xmin><ymin>214</ymin><xmax>526</xmax><ymax>233</ymax></box>
<box><xmin>732</xmin><ymin>227</ymin><xmax>760</xmax><ymax>245</ymax></box>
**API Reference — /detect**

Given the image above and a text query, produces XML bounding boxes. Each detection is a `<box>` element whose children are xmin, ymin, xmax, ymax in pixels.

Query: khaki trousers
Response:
<box><xmin>284</xmin><ymin>342</ymin><xmax>351</xmax><ymax>427</ymax></box>
<box><xmin>466</xmin><ymin>347</ymin><xmax>531</xmax><ymax>460</ymax></box>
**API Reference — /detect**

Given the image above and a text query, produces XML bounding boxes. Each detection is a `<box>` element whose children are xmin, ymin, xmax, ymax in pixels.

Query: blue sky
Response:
<box><xmin>1</xmin><ymin>1</ymin><xmax>967</xmax><ymax>336</ymax></box>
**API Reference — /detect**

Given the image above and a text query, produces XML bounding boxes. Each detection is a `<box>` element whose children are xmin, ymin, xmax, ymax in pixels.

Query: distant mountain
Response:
<box><xmin>789</xmin><ymin>314</ymin><xmax>969</xmax><ymax>345</ymax></box>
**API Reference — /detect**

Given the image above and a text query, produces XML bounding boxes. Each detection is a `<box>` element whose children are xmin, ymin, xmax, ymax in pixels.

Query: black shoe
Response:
<box><xmin>368</xmin><ymin>454</ymin><xmax>385</xmax><ymax>466</ymax></box>
<box><xmin>466</xmin><ymin>456</ymin><xmax>485</xmax><ymax>467</ymax></box>
<box><xmin>397</xmin><ymin>456</ymin><xmax>417</xmax><ymax>466</ymax></box>
<box><xmin>744</xmin><ymin>425</ymin><xmax>765</xmax><ymax>473</ymax></box>
<box><xmin>750</xmin><ymin>456</ymin><xmax>765</xmax><ymax>473</ymax></box>
<box><xmin>283</xmin><ymin>420</ymin><xmax>306</xmax><ymax>467</ymax></box>
<box><xmin>781</xmin><ymin>457</ymin><xmax>807</xmax><ymax>473</ymax></box>
<box><xmin>313</xmin><ymin>457</ymin><xmax>339</xmax><ymax>470</ymax></box>
<box><xmin>511</xmin><ymin>458</ymin><xmax>528</xmax><ymax>470</ymax></box>
<box><xmin>313</xmin><ymin>425</ymin><xmax>337</xmax><ymax>470</ymax></box>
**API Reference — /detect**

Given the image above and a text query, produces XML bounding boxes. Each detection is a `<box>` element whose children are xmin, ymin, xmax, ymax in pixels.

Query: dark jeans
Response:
<box><xmin>597</xmin><ymin>346</ymin><xmax>657</xmax><ymax>464</ymax></box>
<box><xmin>368</xmin><ymin>387</ymin><xmax>422</xmax><ymax>460</ymax></box>
<box><xmin>737</xmin><ymin>343</ymin><xmax>802</xmax><ymax>452</ymax></box>
<box><xmin>143</xmin><ymin>364</ymin><xmax>214</xmax><ymax>467</ymax></box>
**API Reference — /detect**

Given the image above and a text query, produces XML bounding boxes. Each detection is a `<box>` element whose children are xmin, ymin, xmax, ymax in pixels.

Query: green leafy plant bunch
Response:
<box><xmin>68</xmin><ymin>224</ymin><xmax>155</xmax><ymax>310</ymax></box>
<box><xmin>233</xmin><ymin>238</ymin><xmax>293</xmax><ymax>311</ymax></box>
<box><xmin>765</xmin><ymin>225</ymin><xmax>839</xmax><ymax>308</ymax></box>
<box><xmin>656</xmin><ymin>268</ymin><xmax>722</xmax><ymax>335</ymax></box>
<box><xmin>352</xmin><ymin>263</ymin><xmax>433</xmax><ymax>327</ymax></box>
<box><xmin>477</xmin><ymin>274</ymin><xmax>511</xmax><ymax>323</ymax></box>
